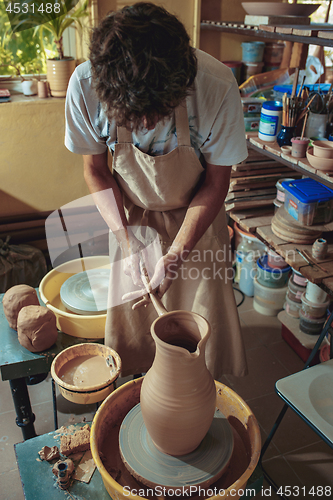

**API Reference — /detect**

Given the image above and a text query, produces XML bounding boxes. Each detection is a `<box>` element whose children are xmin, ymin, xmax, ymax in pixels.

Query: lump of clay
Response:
<box><xmin>60</xmin><ymin>425</ymin><xmax>91</xmax><ymax>456</ymax></box>
<box><xmin>17</xmin><ymin>305</ymin><xmax>58</xmax><ymax>353</ymax></box>
<box><xmin>3</xmin><ymin>284</ymin><xmax>39</xmax><ymax>330</ymax></box>
<box><xmin>38</xmin><ymin>445</ymin><xmax>60</xmax><ymax>461</ymax></box>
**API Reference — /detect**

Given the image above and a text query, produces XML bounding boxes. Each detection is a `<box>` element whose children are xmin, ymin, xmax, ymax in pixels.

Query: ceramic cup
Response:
<box><xmin>37</xmin><ymin>81</ymin><xmax>49</xmax><ymax>98</ymax></box>
<box><xmin>291</xmin><ymin>136</ymin><xmax>310</xmax><ymax>158</ymax></box>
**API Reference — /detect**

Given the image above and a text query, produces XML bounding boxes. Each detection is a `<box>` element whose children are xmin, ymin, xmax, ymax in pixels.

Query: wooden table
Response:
<box><xmin>0</xmin><ymin>291</ymin><xmax>99</xmax><ymax>440</ymax></box>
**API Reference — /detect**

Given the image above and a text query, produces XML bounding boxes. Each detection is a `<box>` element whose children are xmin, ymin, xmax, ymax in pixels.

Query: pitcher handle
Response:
<box><xmin>150</xmin><ymin>293</ymin><xmax>168</xmax><ymax>316</ymax></box>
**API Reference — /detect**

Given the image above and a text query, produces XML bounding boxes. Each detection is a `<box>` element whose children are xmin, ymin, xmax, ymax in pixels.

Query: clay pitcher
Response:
<box><xmin>140</xmin><ymin>295</ymin><xmax>216</xmax><ymax>456</ymax></box>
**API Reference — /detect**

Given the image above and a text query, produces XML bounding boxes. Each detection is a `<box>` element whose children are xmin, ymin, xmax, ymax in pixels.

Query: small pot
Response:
<box><xmin>291</xmin><ymin>136</ymin><xmax>310</xmax><ymax>158</ymax></box>
<box><xmin>21</xmin><ymin>79</ymin><xmax>38</xmax><ymax>96</ymax></box>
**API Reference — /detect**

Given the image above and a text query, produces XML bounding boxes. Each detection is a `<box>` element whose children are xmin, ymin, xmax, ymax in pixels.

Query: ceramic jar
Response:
<box><xmin>140</xmin><ymin>310</ymin><xmax>216</xmax><ymax>456</ymax></box>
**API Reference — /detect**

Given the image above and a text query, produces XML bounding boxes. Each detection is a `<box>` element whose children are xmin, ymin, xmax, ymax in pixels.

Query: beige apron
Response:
<box><xmin>105</xmin><ymin>102</ymin><xmax>247</xmax><ymax>379</ymax></box>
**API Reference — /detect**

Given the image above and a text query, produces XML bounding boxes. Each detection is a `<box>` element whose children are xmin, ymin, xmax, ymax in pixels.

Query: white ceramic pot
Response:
<box><xmin>21</xmin><ymin>79</ymin><xmax>38</xmax><ymax>96</ymax></box>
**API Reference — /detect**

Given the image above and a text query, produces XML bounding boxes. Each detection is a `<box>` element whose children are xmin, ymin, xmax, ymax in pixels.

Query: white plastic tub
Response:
<box><xmin>254</xmin><ymin>277</ymin><xmax>287</xmax><ymax>316</ymax></box>
<box><xmin>305</xmin><ymin>281</ymin><xmax>329</xmax><ymax>304</ymax></box>
<box><xmin>301</xmin><ymin>292</ymin><xmax>330</xmax><ymax>319</ymax></box>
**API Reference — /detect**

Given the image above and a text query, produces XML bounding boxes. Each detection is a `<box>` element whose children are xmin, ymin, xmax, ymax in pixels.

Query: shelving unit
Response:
<box><xmin>201</xmin><ymin>20</ymin><xmax>333</xmax><ymax>47</ymax></box>
<box><xmin>202</xmin><ymin>19</ymin><xmax>333</xmax><ymax>292</ymax></box>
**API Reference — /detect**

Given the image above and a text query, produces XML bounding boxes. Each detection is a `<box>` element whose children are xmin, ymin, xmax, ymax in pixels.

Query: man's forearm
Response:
<box><xmin>83</xmin><ymin>153</ymin><xmax>136</xmax><ymax>254</ymax></box>
<box><xmin>170</xmin><ymin>164</ymin><xmax>231</xmax><ymax>258</ymax></box>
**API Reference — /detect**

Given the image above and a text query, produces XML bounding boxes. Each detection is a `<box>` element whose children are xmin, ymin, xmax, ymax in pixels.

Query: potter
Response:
<box><xmin>65</xmin><ymin>2</ymin><xmax>247</xmax><ymax>381</ymax></box>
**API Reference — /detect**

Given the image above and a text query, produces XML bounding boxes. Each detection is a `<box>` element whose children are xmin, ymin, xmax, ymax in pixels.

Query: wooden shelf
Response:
<box><xmin>201</xmin><ymin>21</ymin><xmax>333</xmax><ymax>47</ymax></box>
<box><xmin>246</xmin><ymin>136</ymin><xmax>333</xmax><ymax>190</ymax></box>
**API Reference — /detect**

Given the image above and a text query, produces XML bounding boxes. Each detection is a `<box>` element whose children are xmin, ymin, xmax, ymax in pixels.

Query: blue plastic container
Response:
<box><xmin>282</xmin><ymin>178</ymin><xmax>333</xmax><ymax>225</ymax></box>
<box><xmin>241</xmin><ymin>41</ymin><xmax>265</xmax><ymax>63</ymax></box>
<box><xmin>256</xmin><ymin>255</ymin><xmax>290</xmax><ymax>288</ymax></box>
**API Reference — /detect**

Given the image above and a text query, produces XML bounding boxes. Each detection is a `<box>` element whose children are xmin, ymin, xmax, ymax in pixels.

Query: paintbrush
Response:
<box><xmin>296</xmin><ymin>248</ymin><xmax>328</xmax><ymax>273</ymax></box>
<box><xmin>300</xmin><ymin>110</ymin><xmax>309</xmax><ymax>140</ymax></box>
<box><xmin>295</xmin><ymin>248</ymin><xmax>316</xmax><ymax>269</ymax></box>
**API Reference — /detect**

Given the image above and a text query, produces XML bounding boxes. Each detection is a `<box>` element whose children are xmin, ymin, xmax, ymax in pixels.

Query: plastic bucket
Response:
<box><xmin>256</xmin><ymin>255</ymin><xmax>290</xmax><ymax>288</ymax></box>
<box><xmin>305</xmin><ymin>281</ymin><xmax>328</xmax><ymax>304</ymax></box>
<box><xmin>222</xmin><ymin>61</ymin><xmax>242</xmax><ymax>84</ymax></box>
<box><xmin>241</xmin><ymin>41</ymin><xmax>265</xmax><ymax>63</ymax></box>
<box><xmin>243</xmin><ymin>61</ymin><xmax>264</xmax><ymax>80</ymax></box>
<box><xmin>263</xmin><ymin>42</ymin><xmax>285</xmax><ymax>65</ymax></box>
<box><xmin>299</xmin><ymin>309</ymin><xmax>327</xmax><ymax>335</ymax></box>
<box><xmin>254</xmin><ymin>277</ymin><xmax>287</xmax><ymax>316</ymax></box>
<box><xmin>284</xmin><ymin>294</ymin><xmax>302</xmax><ymax>318</ymax></box>
<box><xmin>301</xmin><ymin>292</ymin><xmax>330</xmax><ymax>319</ymax></box>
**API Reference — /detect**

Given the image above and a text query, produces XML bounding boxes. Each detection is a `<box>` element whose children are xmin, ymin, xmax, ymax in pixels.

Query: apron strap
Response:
<box><xmin>116</xmin><ymin>101</ymin><xmax>191</xmax><ymax>146</ymax></box>
<box><xmin>117</xmin><ymin>126</ymin><xmax>132</xmax><ymax>144</ymax></box>
<box><xmin>175</xmin><ymin>102</ymin><xmax>191</xmax><ymax>147</ymax></box>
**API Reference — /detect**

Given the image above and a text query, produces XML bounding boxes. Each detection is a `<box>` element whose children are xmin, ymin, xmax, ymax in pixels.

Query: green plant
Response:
<box><xmin>10</xmin><ymin>0</ymin><xmax>90</xmax><ymax>60</ymax></box>
<box><xmin>0</xmin><ymin>1</ymin><xmax>54</xmax><ymax>76</ymax></box>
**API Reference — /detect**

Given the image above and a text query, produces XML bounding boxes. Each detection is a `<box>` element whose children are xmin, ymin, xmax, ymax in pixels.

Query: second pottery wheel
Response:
<box><xmin>119</xmin><ymin>403</ymin><xmax>234</xmax><ymax>492</ymax></box>
<box><xmin>60</xmin><ymin>269</ymin><xmax>110</xmax><ymax>315</ymax></box>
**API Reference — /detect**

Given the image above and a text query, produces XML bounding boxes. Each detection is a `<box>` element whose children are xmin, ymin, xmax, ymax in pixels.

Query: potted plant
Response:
<box><xmin>12</xmin><ymin>0</ymin><xmax>89</xmax><ymax>97</ymax></box>
<box><xmin>0</xmin><ymin>47</ymin><xmax>42</xmax><ymax>95</ymax></box>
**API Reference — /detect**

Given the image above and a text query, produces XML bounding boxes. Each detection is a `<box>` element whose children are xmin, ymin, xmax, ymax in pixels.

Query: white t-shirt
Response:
<box><xmin>65</xmin><ymin>48</ymin><xmax>247</xmax><ymax>166</ymax></box>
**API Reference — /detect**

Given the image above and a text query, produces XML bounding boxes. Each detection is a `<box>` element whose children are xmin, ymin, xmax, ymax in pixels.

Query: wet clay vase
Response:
<box><xmin>140</xmin><ymin>295</ymin><xmax>216</xmax><ymax>456</ymax></box>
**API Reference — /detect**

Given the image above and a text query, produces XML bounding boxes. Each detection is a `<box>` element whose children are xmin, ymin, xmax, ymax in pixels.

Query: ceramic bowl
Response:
<box><xmin>306</xmin><ymin>148</ymin><xmax>333</xmax><ymax>171</ymax></box>
<box><xmin>241</xmin><ymin>2</ymin><xmax>320</xmax><ymax>17</ymax></box>
<box><xmin>281</xmin><ymin>145</ymin><xmax>292</xmax><ymax>155</ymax></box>
<box><xmin>51</xmin><ymin>343</ymin><xmax>121</xmax><ymax>404</ymax></box>
<box><xmin>312</xmin><ymin>140</ymin><xmax>333</xmax><ymax>158</ymax></box>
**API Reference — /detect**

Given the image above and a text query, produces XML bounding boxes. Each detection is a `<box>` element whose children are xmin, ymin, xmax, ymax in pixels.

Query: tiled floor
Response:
<box><xmin>1</xmin><ymin>288</ymin><xmax>333</xmax><ymax>499</ymax></box>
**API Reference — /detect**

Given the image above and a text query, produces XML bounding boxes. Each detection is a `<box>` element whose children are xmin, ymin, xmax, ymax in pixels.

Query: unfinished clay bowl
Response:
<box><xmin>312</xmin><ymin>140</ymin><xmax>333</xmax><ymax>158</ymax></box>
<box><xmin>306</xmin><ymin>148</ymin><xmax>333</xmax><ymax>171</ymax></box>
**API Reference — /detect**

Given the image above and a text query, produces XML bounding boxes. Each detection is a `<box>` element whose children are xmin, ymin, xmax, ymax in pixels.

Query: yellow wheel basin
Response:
<box><xmin>39</xmin><ymin>256</ymin><xmax>109</xmax><ymax>339</ymax></box>
<box><xmin>91</xmin><ymin>379</ymin><xmax>261</xmax><ymax>500</ymax></box>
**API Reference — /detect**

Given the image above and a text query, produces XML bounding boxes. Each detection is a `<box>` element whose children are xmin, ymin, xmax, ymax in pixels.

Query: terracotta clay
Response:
<box><xmin>3</xmin><ymin>284</ymin><xmax>39</xmax><ymax>330</ymax></box>
<box><xmin>17</xmin><ymin>305</ymin><xmax>58</xmax><ymax>353</ymax></box>
<box><xmin>52</xmin><ymin>458</ymin><xmax>75</xmax><ymax>481</ymax></box>
<box><xmin>140</xmin><ymin>310</ymin><xmax>216</xmax><ymax>456</ymax></box>
<box><xmin>60</xmin><ymin>424</ymin><xmax>91</xmax><ymax>456</ymax></box>
<box><xmin>38</xmin><ymin>445</ymin><xmax>60</xmax><ymax>461</ymax></box>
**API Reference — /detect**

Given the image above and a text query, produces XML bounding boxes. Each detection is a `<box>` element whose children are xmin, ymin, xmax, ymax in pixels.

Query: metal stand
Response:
<box><xmin>9</xmin><ymin>377</ymin><xmax>36</xmax><ymax>440</ymax></box>
<box><xmin>260</xmin><ymin>308</ymin><xmax>333</xmax><ymax>499</ymax></box>
<box><xmin>52</xmin><ymin>378</ymin><xmax>58</xmax><ymax>430</ymax></box>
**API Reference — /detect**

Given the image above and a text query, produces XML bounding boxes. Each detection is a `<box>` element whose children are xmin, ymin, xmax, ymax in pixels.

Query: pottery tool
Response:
<box><xmin>300</xmin><ymin>110</ymin><xmax>309</xmax><ymax>140</ymax></box>
<box><xmin>296</xmin><ymin>248</ymin><xmax>328</xmax><ymax>273</ymax></box>
<box><xmin>296</xmin><ymin>93</ymin><xmax>318</xmax><ymax>125</ymax></box>
<box><xmin>302</xmin><ymin>249</ymin><xmax>328</xmax><ymax>273</ymax></box>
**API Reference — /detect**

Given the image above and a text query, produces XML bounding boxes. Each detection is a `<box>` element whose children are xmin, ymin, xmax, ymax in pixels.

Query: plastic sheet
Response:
<box><xmin>0</xmin><ymin>236</ymin><xmax>47</xmax><ymax>293</ymax></box>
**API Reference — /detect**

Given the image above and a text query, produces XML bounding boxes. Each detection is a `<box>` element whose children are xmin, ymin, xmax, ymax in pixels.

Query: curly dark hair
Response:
<box><xmin>89</xmin><ymin>2</ymin><xmax>197</xmax><ymax>130</ymax></box>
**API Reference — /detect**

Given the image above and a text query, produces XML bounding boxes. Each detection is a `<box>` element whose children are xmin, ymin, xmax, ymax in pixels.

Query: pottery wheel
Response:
<box><xmin>60</xmin><ymin>269</ymin><xmax>110</xmax><ymax>315</ymax></box>
<box><xmin>119</xmin><ymin>403</ymin><xmax>234</xmax><ymax>492</ymax></box>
